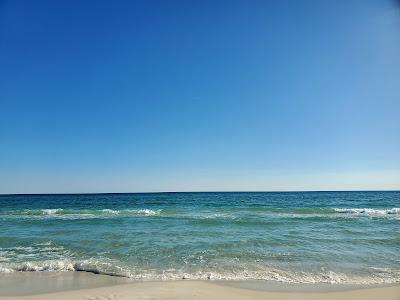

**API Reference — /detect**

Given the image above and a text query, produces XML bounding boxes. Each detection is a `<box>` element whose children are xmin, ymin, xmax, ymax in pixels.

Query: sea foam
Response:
<box><xmin>0</xmin><ymin>208</ymin><xmax>162</xmax><ymax>219</ymax></box>
<box><xmin>1</xmin><ymin>259</ymin><xmax>399</xmax><ymax>285</ymax></box>
<box><xmin>334</xmin><ymin>208</ymin><xmax>400</xmax><ymax>216</ymax></box>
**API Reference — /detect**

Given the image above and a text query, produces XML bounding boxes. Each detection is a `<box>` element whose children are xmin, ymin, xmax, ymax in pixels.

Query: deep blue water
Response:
<box><xmin>0</xmin><ymin>191</ymin><xmax>399</xmax><ymax>284</ymax></box>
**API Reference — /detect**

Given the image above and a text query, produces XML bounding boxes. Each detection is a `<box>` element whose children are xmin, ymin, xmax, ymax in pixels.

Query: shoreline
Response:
<box><xmin>0</xmin><ymin>272</ymin><xmax>399</xmax><ymax>299</ymax></box>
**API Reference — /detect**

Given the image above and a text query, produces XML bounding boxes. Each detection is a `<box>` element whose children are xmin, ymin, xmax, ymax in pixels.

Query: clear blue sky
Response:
<box><xmin>1</xmin><ymin>0</ymin><xmax>399</xmax><ymax>193</ymax></box>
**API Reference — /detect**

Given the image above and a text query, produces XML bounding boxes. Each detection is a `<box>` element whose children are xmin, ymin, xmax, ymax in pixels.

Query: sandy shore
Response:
<box><xmin>0</xmin><ymin>273</ymin><xmax>399</xmax><ymax>300</ymax></box>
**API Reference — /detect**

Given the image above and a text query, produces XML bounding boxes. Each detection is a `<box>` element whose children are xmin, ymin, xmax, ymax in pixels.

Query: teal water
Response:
<box><xmin>0</xmin><ymin>192</ymin><xmax>399</xmax><ymax>284</ymax></box>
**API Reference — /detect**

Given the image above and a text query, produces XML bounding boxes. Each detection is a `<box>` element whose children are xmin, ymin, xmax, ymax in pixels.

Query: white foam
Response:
<box><xmin>1</xmin><ymin>260</ymin><xmax>399</xmax><ymax>285</ymax></box>
<box><xmin>101</xmin><ymin>209</ymin><xmax>119</xmax><ymax>214</ymax></box>
<box><xmin>3</xmin><ymin>260</ymin><xmax>75</xmax><ymax>272</ymax></box>
<box><xmin>0</xmin><ymin>266</ymin><xmax>13</xmax><ymax>273</ymax></box>
<box><xmin>1</xmin><ymin>208</ymin><xmax>162</xmax><ymax>219</ymax></box>
<box><xmin>334</xmin><ymin>208</ymin><xmax>400</xmax><ymax>216</ymax></box>
<box><xmin>96</xmin><ymin>209</ymin><xmax>161</xmax><ymax>216</ymax></box>
<box><xmin>128</xmin><ymin>209</ymin><xmax>161</xmax><ymax>216</ymax></box>
<box><xmin>41</xmin><ymin>209</ymin><xmax>62</xmax><ymax>215</ymax></box>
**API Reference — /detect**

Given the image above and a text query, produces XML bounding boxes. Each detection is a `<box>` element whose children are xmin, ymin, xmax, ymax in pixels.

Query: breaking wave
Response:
<box><xmin>2</xmin><ymin>207</ymin><xmax>399</xmax><ymax>219</ymax></box>
<box><xmin>0</xmin><ymin>208</ymin><xmax>162</xmax><ymax>219</ymax></box>
<box><xmin>334</xmin><ymin>208</ymin><xmax>400</xmax><ymax>216</ymax></box>
<box><xmin>0</xmin><ymin>259</ymin><xmax>399</xmax><ymax>285</ymax></box>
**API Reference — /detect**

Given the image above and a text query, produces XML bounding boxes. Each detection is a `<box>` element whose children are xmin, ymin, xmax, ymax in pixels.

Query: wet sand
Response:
<box><xmin>0</xmin><ymin>272</ymin><xmax>399</xmax><ymax>300</ymax></box>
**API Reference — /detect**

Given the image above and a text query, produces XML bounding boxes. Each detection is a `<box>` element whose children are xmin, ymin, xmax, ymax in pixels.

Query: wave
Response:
<box><xmin>334</xmin><ymin>208</ymin><xmax>400</xmax><ymax>216</ymax></box>
<box><xmin>0</xmin><ymin>208</ymin><xmax>162</xmax><ymax>218</ymax></box>
<box><xmin>0</xmin><ymin>259</ymin><xmax>399</xmax><ymax>285</ymax></box>
<box><xmin>257</xmin><ymin>207</ymin><xmax>400</xmax><ymax>217</ymax></box>
<box><xmin>1</xmin><ymin>207</ymin><xmax>399</xmax><ymax>220</ymax></box>
<box><xmin>100</xmin><ymin>209</ymin><xmax>161</xmax><ymax>216</ymax></box>
<box><xmin>42</xmin><ymin>209</ymin><xmax>62</xmax><ymax>215</ymax></box>
<box><xmin>0</xmin><ymin>259</ymin><xmax>137</xmax><ymax>278</ymax></box>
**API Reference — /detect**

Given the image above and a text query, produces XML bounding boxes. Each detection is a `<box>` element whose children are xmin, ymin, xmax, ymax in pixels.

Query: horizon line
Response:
<box><xmin>1</xmin><ymin>189</ymin><xmax>399</xmax><ymax>196</ymax></box>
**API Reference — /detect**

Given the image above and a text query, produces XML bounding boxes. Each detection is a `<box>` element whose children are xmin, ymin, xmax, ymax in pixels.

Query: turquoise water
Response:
<box><xmin>0</xmin><ymin>192</ymin><xmax>399</xmax><ymax>284</ymax></box>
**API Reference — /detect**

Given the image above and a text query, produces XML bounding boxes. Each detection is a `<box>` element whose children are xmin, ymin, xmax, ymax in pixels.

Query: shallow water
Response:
<box><xmin>0</xmin><ymin>192</ymin><xmax>399</xmax><ymax>284</ymax></box>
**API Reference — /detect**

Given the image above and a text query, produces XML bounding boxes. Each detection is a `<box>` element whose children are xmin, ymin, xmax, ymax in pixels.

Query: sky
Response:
<box><xmin>0</xmin><ymin>0</ymin><xmax>399</xmax><ymax>193</ymax></box>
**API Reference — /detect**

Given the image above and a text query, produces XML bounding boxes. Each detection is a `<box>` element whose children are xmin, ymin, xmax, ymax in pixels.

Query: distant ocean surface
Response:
<box><xmin>1</xmin><ymin>192</ymin><xmax>399</xmax><ymax>285</ymax></box>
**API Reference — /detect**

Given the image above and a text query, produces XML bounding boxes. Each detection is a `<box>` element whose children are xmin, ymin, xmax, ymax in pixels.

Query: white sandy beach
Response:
<box><xmin>0</xmin><ymin>273</ymin><xmax>399</xmax><ymax>300</ymax></box>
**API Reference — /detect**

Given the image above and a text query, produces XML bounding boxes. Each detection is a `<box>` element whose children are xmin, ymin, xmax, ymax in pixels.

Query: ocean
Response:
<box><xmin>0</xmin><ymin>191</ymin><xmax>399</xmax><ymax>285</ymax></box>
